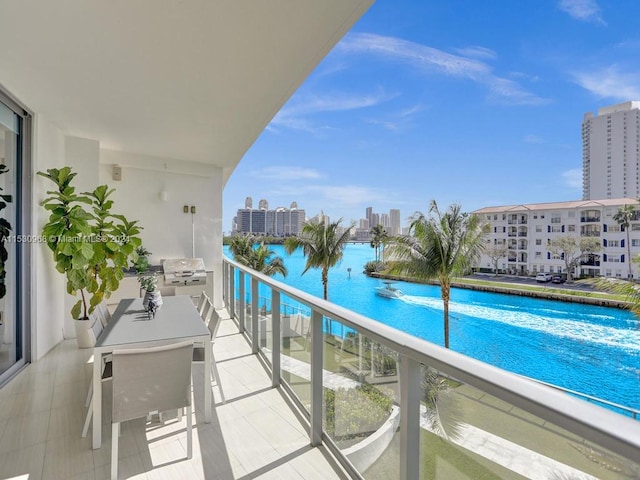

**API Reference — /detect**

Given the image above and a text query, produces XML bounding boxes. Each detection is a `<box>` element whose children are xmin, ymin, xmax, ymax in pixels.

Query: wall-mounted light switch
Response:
<box><xmin>183</xmin><ymin>205</ymin><xmax>189</xmax><ymax>213</ymax></box>
<box><xmin>190</xmin><ymin>206</ymin><xmax>196</xmax><ymax>214</ymax></box>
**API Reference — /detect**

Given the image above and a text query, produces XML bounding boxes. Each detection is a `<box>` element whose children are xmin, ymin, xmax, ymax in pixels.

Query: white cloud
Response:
<box><xmin>452</xmin><ymin>45</ymin><xmax>498</xmax><ymax>60</ymax></box>
<box><xmin>270</xmin><ymin>88</ymin><xmax>395</xmax><ymax>133</ymax></box>
<box><xmin>250</xmin><ymin>166</ymin><xmax>325</xmax><ymax>181</ymax></box>
<box><xmin>572</xmin><ymin>65</ymin><xmax>640</xmax><ymax>100</ymax></box>
<box><xmin>270</xmin><ymin>183</ymin><xmax>388</xmax><ymax>207</ymax></box>
<box><xmin>308</xmin><ymin>185</ymin><xmax>381</xmax><ymax>206</ymax></box>
<box><xmin>562</xmin><ymin>168</ymin><xmax>583</xmax><ymax>189</ymax></box>
<box><xmin>558</xmin><ymin>0</ymin><xmax>606</xmax><ymax>25</ymax></box>
<box><xmin>366</xmin><ymin>103</ymin><xmax>424</xmax><ymax>131</ymax></box>
<box><xmin>337</xmin><ymin>33</ymin><xmax>547</xmax><ymax>106</ymax></box>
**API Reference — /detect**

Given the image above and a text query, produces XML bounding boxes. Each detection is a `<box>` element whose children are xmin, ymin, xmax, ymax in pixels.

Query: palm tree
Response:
<box><xmin>229</xmin><ymin>234</ymin><xmax>255</xmax><ymax>261</ymax></box>
<box><xmin>243</xmin><ymin>243</ymin><xmax>288</xmax><ymax>277</ymax></box>
<box><xmin>284</xmin><ymin>214</ymin><xmax>353</xmax><ymax>300</ymax></box>
<box><xmin>386</xmin><ymin>201</ymin><xmax>487</xmax><ymax>349</ymax></box>
<box><xmin>613</xmin><ymin>204</ymin><xmax>636</xmax><ymax>280</ymax></box>
<box><xmin>229</xmin><ymin>235</ymin><xmax>287</xmax><ymax>277</ymax></box>
<box><xmin>369</xmin><ymin>224</ymin><xmax>388</xmax><ymax>262</ymax></box>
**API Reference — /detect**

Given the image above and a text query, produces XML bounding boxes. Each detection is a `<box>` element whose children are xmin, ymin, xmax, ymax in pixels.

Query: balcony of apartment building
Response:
<box><xmin>581</xmin><ymin>225</ymin><xmax>602</xmax><ymax>237</ymax></box>
<box><xmin>581</xmin><ymin>254</ymin><xmax>602</xmax><ymax>267</ymax></box>
<box><xmin>518</xmin><ymin>215</ymin><xmax>528</xmax><ymax>225</ymax></box>
<box><xmin>518</xmin><ymin>240</ymin><xmax>528</xmax><ymax>250</ymax></box>
<box><xmin>580</xmin><ymin>210</ymin><xmax>602</xmax><ymax>223</ymax></box>
<box><xmin>507</xmin><ymin>215</ymin><xmax>518</xmax><ymax>225</ymax></box>
<box><xmin>0</xmin><ymin>1</ymin><xmax>384</xmax><ymax>479</ymax></box>
<box><xmin>517</xmin><ymin>253</ymin><xmax>528</xmax><ymax>263</ymax></box>
<box><xmin>517</xmin><ymin>226</ymin><xmax>528</xmax><ymax>237</ymax></box>
<box><xmin>507</xmin><ymin>228</ymin><xmax>518</xmax><ymax>237</ymax></box>
<box><xmin>218</xmin><ymin>259</ymin><xmax>640</xmax><ymax>479</ymax></box>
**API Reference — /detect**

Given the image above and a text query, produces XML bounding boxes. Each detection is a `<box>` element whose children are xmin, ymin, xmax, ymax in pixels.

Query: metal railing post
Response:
<box><xmin>229</xmin><ymin>265</ymin><xmax>235</xmax><ymax>320</ymax></box>
<box><xmin>251</xmin><ymin>277</ymin><xmax>259</xmax><ymax>353</ymax></box>
<box><xmin>222</xmin><ymin>261</ymin><xmax>227</xmax><ymax>304</ymax></box>
<box><xmin>271</xmin><ymin>290</ymin><xmax>281</xmax><ymax>387</ymax></box>
<box><xmin>238</xmin><ymin>271</ymin><xmax>245</xmax><ymax>333</ymax></box>
<box><xmin>400</xmin><ymin>355</ymin><xmax>421</xmax><ymax>480</ymax></box>
<box><xmin>310</xmin><ymin>309</ymin><xmax>323</xmax><ymax>446</ymax></box>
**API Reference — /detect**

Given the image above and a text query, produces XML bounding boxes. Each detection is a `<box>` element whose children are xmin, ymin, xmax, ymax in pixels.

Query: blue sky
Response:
<box><xmin>223</xmin><ymin>0</ymin><xmax>640</xmax><ymax>233</ymax></box>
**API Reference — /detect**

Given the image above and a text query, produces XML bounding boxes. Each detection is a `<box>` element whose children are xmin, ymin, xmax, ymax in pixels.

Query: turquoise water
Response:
<box><xmin>226</xmin><ymin>244</ymin><xmax>640</xmax><ymax>413</ymax></box>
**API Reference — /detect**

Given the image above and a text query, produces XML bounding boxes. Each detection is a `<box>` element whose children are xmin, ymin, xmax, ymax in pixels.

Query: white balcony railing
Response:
<box><xmin>222</xmin><ymin>256</ymin><xmax>640</xmax><ymax>480</ymax></box>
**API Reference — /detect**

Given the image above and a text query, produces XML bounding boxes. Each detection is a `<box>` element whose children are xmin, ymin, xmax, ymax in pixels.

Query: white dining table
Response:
<box><xmin>92</xmin><ymin>295</ymin><xmax>212</xmax><ymax>449</ymax></box>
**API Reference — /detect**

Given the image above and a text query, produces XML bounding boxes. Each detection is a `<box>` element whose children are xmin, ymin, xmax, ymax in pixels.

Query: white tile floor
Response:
<box><xmin>0</xmin><ymin>316</ymin><xmax>348</xmax><ymax>480</ymax></box>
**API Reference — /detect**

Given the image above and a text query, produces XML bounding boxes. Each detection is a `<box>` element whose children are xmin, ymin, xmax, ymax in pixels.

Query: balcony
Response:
<box><xmin>0</xmin><ymin>315</ymin><xmax>345</xmax><ymax>480</ymax></box>
<box><xmin>219</xmin><ymin>258</ymin><xmax>640</xmax><ymax>479</ymax></box>
<box><xmin>581</xmin><ymin>216</ymin><xmax>601</xmax><ymax>223</ymax></box>
<box><xmin>2</xmin><ymin>260</ymin><xmax>639</xmax><ymax>480</ymax></box>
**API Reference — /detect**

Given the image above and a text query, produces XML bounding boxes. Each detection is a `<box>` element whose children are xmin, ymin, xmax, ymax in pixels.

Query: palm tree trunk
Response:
<box><xmin>441</xmin><ymin>283</ymin><xmax>450</xmax><ymax>349</ymax></box>
<box><xmin>322</xmin><ymin>267</ymin><xmax>328</xmax><ymax>300</ymax></box>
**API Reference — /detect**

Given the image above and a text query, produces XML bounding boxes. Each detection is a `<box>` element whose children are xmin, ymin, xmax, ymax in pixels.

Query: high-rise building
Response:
<box><xmin>235</xmin><ymin>198</ymin><xmax>305</xmax><ymax>236</ymax></box>
<box><xmin>380</xmin><ymin>213</ymin><xmax>390</xmax><ymax>228</ymax></box>
<box><xmin>389</xmin><ymin>209</ymin><xmax>401</xmax><ymax>235</ymax></box>
<box><xmin>582</xmin><ymin>101</ymin><xmax>640</xmax><ymax>200</ymax></box>
<box><xmin>365</xmin><ymin>207</ymin><xmax>373</xmax><ymax>228</ymax></box>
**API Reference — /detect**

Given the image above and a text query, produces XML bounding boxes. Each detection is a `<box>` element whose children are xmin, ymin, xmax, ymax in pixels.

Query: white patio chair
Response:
<box><xmin>82</xmin><ymin>312</ymin><xmax>112</xmax><ymax>437</ymax></box>
<box><xmin>193</xmin><ymin>300</ymin><xmax>225</xmax><ymax>403</ymax></box>
<box><xmin>110</xmin><ymin>341</ymin><xmax>194</xmax><ymax>480</ymax></box>
<box><xmin>196</xmin><ymin>291</ymin><xmax>209</xmax><ymax>317</ymax></box>
<box><xmin>158</xmin><ymin>286</ymin><xmax>176</xmax><ymax>296</ymax></box>
<box><xmin>96</xmin><ymin>301</ymin><xmax>111</xmax><ymax>327</ymax></box>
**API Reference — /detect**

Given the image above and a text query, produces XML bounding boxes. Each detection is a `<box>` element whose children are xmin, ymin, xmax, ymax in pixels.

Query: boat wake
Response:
<box><xmin>399</xmin><ymin>294</ymin><xmax>640</xmax><ymax>353</ymax></box>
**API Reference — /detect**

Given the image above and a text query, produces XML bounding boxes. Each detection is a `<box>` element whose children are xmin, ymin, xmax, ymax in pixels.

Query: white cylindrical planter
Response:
<box><xmin>143</xmin><ymin>290</ymin><xmax>163</xmax><ymax>310</ymax></box>
<box><xmin>74</xmin><ymin>318</ymin><xmax>94</xmax><ymax>349</ymax></box>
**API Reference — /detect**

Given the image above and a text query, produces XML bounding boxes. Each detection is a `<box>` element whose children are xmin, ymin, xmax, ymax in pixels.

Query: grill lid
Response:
<box><xmin>162</xmin><ymin>258</ymin><xmax>206</xmax><ymax>275</ymax></box>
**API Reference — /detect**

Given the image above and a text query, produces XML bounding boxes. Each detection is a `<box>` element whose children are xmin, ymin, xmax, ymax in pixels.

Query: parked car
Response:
<box><xmin>551</xmin><ymin>274</ymin><xmax>565</xmax><ymax>284</ymax></box>
<box><xmin>536</xmin><ymin>272</ymin><xmax>552</xmax><ymax>283</ymax></box>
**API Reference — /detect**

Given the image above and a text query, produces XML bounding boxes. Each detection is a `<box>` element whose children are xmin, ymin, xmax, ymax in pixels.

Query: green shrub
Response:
<box><xmin>324</xmin><ymin>384</ymin><xmax>393</xmax><ymax>446</ymax></box>
<box><xmin>364</xmin><ymin>260</ymin><xmax>387</xmax><ymax>274</ymax></box>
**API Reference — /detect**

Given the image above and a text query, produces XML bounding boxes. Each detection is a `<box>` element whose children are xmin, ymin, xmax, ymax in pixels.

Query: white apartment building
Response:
<box><xmin>235</xmin><ymin>206</ymin><xmax>305</xmax><ymax>236</ymax></box>
<box><xmin>474</xmin><ymin>198</ymin><xmax>640</xmax><ymax>278</ymax></box>
<box><xmin>582</xmin><ymin>101</ymin><xmax>640</xmax><ymax>200</ymax></box>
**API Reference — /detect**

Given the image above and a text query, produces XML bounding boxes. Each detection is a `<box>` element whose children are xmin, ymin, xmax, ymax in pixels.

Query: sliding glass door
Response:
<box><xmin>0</xmin><ymin>92</ymin><xmax>30</xmax><ymax>384</ymax></box>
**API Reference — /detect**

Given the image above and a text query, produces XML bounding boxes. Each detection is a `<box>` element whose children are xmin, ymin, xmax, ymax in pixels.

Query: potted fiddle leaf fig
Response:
<box><xmin>38</xmin><ymin>167</ymin><xmax>143</xmax><ymax>347</ymax></box>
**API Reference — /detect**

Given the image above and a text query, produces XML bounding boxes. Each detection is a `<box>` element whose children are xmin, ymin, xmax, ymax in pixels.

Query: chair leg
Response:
<box><xmin>85</xmin><ymin>381</ymin><xmax>93</xmax><ymax>408</ymax></box>
<box><xmin>186</xmin><ymin>405</ymin><xmax>192</xmax><ymax>459</ymax></box>
<box><xmin>82</xmin><ymin>394</ymin><xmax>93</xmax><ymax>437</ymax></box>
<box><xmin>111</xmin><ymin>422</ymin><xmax>119</xmax><ymax>480</ymax></box>
<box><xmin>211</xmin><ymin>353</ymin><xmax>225</xmax><ymax>404</ymax></box>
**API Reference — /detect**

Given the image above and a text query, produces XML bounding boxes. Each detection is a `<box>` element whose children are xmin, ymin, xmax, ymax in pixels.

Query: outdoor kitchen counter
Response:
<box><xmin>109</xmin><ymin>269</ymin><xmax>214</xmax><ymax>306</ymax></box>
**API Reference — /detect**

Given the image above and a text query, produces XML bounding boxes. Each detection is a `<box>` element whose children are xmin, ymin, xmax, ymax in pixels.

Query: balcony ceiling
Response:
<box><xmin>0</xmin><ymin>0</ymin><xmax>373</xmax><ymax>182</ymax></box>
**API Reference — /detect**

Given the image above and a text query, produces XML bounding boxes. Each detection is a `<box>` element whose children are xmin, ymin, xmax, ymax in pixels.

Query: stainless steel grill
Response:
<box><xmin>162</xmin><ymin>258</ymin><xmax>207</xmax><ymax>286</ymax></box>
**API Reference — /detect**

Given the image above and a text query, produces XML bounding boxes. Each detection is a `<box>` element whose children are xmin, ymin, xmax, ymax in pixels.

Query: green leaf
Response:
<box><xmin>71</xmin><ymin>300</ymin><xmax>83</xmax><ymax>320</ymax></box>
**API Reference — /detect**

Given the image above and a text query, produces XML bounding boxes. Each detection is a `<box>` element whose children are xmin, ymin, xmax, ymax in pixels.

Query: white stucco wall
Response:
<box><xmin>32</xmin><ymin>114</ymin><xmax>67</xmax><ymax>360</ymax></box>
<box><xmin>30</xmin><ymin>132</ymin><xmax>226</xmax><ymax>359</ymax></box>
<box><xmin>99</xmin><ymin>149</ymin><xmax>224</xmax><ymax>307</ymax></box>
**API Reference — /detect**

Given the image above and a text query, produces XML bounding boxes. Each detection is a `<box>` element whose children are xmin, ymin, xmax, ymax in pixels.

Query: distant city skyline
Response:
<box><xmin>223</xmin><ymin>1</ymin><xmax>640</xmax><ymax>231</ymax></box>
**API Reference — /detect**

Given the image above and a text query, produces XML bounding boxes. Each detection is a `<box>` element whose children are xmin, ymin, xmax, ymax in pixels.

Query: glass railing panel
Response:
<box><xmin>412</xmin><ymin>367</ymin><xmax>640</xmax><ymax>480</ymax></box>
<box><xmin>257</xmin><ymin>293</ymin><xmax>271</xmax><ymax>352</ymax></box>
<box><xmin>279</xmin><ymin>294</ymin><xmax>312</xmax><ymax>407</ymax></box>
<box><xmin>321</xmin><ymin>317</ymin><xmax>401</xmax><ymax>479</ymax></box>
